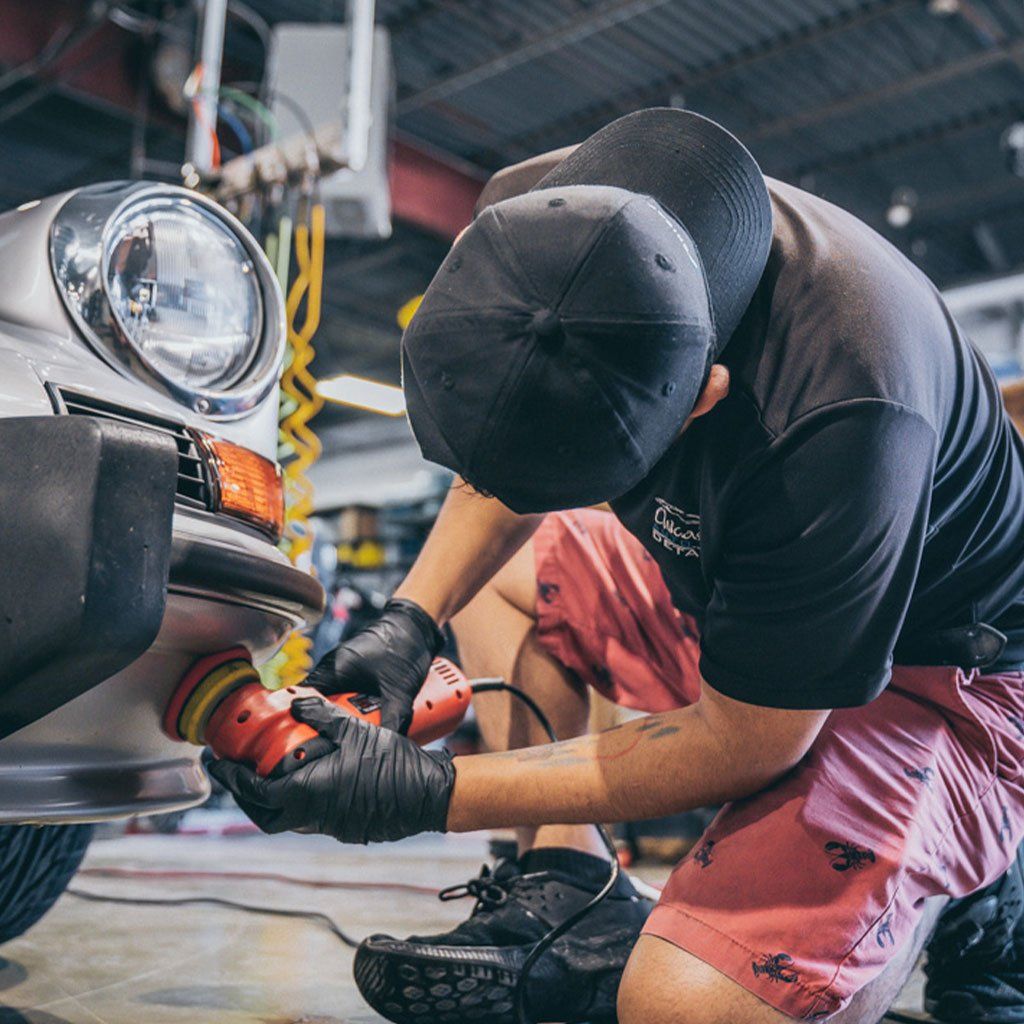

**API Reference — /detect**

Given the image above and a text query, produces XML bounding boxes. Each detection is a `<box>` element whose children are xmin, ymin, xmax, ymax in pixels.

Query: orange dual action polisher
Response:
<box><xmin>163</xmin><ymin>648</ymin><xmax>472</xmax><ymax>778</ymax></box>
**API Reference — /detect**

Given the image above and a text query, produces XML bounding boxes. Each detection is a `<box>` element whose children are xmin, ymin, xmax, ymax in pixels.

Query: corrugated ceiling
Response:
<box><xmin>3</xmin><ymin>0</ymin><xmax>1024</xmax><ymax>403</ymax></box>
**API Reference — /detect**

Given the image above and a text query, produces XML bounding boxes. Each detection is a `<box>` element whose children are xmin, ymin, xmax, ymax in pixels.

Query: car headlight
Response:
<box><xmin>50</xmin><ymin>182</ymin><xmax>284</xmax><ymax>419</ymax></box>
<box><xmin>105</xmin><ymin>200</ymin><xmax>261</xmax><ymax>390</ymax></box>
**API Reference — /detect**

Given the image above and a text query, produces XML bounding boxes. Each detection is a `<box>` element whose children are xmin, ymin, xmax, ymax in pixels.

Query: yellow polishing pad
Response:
<box><xmin>177</xmin><ymin>658</ymin><xmax>260</xmax><ymax>745</ymax></box>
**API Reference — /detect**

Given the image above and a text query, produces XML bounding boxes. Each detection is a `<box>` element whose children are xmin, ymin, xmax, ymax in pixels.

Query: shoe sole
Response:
<box><xmin>353</xmin><ymin>940</ymin><xmax>525</xmax><ymax>1024</ymax></box>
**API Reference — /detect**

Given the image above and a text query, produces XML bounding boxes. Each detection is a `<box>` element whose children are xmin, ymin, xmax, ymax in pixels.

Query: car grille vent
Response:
<box><xmin>53</xmin><ymin>388</ymin><xmax>212</xmax><ymax>510</ymax></box>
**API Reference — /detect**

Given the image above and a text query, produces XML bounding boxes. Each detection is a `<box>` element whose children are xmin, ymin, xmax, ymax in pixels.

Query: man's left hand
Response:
<box><xmin>207</xmin><ymin>697</ymin><xmax>456</xmax><ymax>844</ymax></box>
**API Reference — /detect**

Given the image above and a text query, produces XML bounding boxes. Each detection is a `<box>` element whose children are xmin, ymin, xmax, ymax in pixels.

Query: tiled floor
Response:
<box><xmin>0</xmin><ymin>830</ymin><xmax>928</xmax><ymax>1023</ymax></box>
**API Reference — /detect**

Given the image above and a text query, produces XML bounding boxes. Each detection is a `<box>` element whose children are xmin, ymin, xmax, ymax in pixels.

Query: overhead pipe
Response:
<box><xmin>185</xmin><ymin>0</ymin><xmax>227</xmax><ymax>177</ymax></box>
<box><xmin>344</xmin><ymin>0</ymin><xmax>376</xmax><ymax>172</ymax></box>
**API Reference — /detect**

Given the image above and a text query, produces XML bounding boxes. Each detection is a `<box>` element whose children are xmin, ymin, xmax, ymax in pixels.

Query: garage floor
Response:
<box><xmin>0</xmin><ymin>830</ymin><xmax>929</xmax><ymax>1024</ymax></box>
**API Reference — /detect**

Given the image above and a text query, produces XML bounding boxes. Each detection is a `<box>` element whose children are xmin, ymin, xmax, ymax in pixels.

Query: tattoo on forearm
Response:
<box><xmin>493</xmin><ymin>714</ymin><xmax>683</xmax><ymax>768</ymax></box>
<box><xmin>648</xmin><ymin>726</ymin><xmax>681</xmax><ymax>740</ymax></box>
<box><xmin>636</xmin><ymin>718</ymin><xmax>666</xmax><ymax>732</ymax></box>
<box><xmin>497</xmin><ymin>746</ymin><xmax>587</xmax><ymax>766</ymax></box>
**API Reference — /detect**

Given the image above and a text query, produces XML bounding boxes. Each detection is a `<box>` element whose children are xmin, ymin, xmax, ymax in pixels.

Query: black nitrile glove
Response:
<box><xmin>207</xmin><ymin>696</ymin><xmax>456</xmax><ymax>844</ymax></box>
<box><xmin>305</xmin><ymin>598</ymin><xmax>444</xmax><ymax>735</ymax></box>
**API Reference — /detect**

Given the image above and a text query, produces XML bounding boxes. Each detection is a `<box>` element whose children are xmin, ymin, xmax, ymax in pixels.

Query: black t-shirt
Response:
<box><xmin>611</xmin><ymin>179</ymin><xmax>1024</xmax><ymax>710</ymax></box>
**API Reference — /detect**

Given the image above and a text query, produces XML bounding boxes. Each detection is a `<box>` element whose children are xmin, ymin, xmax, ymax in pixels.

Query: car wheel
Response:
<box><xmin>0</xmin><ymin>824</ymin><xmax>93</xmax><ymax>944</ymax></box>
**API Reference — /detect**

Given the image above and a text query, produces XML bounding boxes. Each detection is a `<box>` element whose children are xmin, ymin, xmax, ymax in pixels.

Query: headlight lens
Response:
<box><xmin>103</xmin><ymin>200</ymin><xmax>262</xmax><ymax>390</ymax></box>
<box><xmin>51</xmin><ymin>182</ymin><xmax>285</xmax><ymax>419</ymax></box>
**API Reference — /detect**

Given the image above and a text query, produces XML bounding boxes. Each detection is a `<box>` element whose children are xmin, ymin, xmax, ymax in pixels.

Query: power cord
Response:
<box><xmin>77</xmin><ymin>866</ymin><xmax>438</xmax><ymax>896</ymax></box>
<box><xmin>65</xmin><ymin>679</ymin><xmax>621</xmax><ymax>1024</ymax></box>
<box><xmin>469</xmin><ymin>679</ymin><xmax>622</xmax><ymax>1024</ymax></box>
<box><xmin>62</xmin><ymin>886</ymin><xmax>933</xmax><ymax>1024</ymax></box>
<box><xmin>65</xmin><ymin>888</ymin><xmax>361</xmax><ymax>947</ymax></box>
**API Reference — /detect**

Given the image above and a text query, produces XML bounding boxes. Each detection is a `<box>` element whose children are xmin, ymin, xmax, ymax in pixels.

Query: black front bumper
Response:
<box><xmin>0</xmin><ymin>416</ymin><xmax>178</xmax><ymax>739</ymax></box>
<box><xmin>0</xmin><ymin>415</ymin><xmax>325</xmax><ymax>741</ymax></box>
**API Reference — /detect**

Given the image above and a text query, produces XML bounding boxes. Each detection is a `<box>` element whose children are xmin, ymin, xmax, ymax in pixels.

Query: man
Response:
<box><xmin>210</xmin><ymin>109</ymin><xmax>1024</xmax><ymax>1024</ymax></box>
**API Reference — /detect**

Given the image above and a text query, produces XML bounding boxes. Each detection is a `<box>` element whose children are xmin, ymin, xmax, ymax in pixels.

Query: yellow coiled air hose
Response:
<box><xmin>276</xmin><ymin>202</ymin><xmax>326</xmax><ymax>687</ymax></box>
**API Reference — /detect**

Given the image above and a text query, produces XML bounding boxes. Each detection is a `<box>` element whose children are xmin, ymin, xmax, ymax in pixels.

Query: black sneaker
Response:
<box><xmin>924</xmin><ymin>846</ymin><xmax>1024</xmax><ymax>1023</ymax></box>
<box><xmin>353</xmin><ymin>848</ymin><xmax>653</xmax><ymax>1024</ymax></box>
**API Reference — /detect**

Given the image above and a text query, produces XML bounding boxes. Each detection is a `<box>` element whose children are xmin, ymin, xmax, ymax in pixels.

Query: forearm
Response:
<box><xmin>394</xmin><ymin>477</ymin><xmax>542</xmax><ymax>626</ymax></box>
<box><xmin>446</xmin><ymin>707</ymin><xmax>740</xmax><ymax>830</ymax></box>
<box><xmin>446</xmin><ymin>697</ymin><xmax>827</xmax><ymax>832</ymax></box>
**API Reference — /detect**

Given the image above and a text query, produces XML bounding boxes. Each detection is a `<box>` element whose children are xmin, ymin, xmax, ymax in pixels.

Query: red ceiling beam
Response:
<box><xmin>0</xmin><ymin>0</ymin><xmax>138</xmax><ymax>111</ymax></box>
<box><xmin>390</xmin><ymin>138</ymin><xmax>485</xmax><ymax>239</ymax></box>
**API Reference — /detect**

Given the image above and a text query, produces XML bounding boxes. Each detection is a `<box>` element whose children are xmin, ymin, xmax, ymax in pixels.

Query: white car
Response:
<box><xmin>0</xmin><ymin>181</ymin><xmax>324</xmax><ymax>942</ymax></box>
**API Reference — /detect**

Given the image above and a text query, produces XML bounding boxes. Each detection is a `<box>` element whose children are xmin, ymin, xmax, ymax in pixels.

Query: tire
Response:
<box><xmin>0</xmin><ymin>824</ymin><xmax>93</xmax><ymax>944</ymax></box>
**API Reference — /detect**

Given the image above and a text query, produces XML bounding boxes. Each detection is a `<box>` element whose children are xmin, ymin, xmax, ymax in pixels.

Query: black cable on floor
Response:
<box><xmin>65</xmin><ymin>888</ymin><xmax>360</xmax><ymax>948</ymax></box>
<box><xmin>78</xmin><ymin>866</ymin><xmax>439</xmax><ymax>896</ymax></box>
<box><xmin>470</xmin><ymin>679</ymin><xmax>622</xmax><ymax>1024</ymax></box>
<box><xmin>68</xmin><ymin>679</ymin><xmax>620</xmax><ymax>1024</ymax></box>
<box><xmin>63</xmin><ymin>885</ymin><xmax>935</xmax><ymax>1024</ymax></box>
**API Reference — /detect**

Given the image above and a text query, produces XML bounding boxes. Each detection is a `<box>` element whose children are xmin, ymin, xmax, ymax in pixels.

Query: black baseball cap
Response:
<box><xmin>401</xmin><ymin>108</ymin><xmax>773</xmax><ymax>513</ymax></box>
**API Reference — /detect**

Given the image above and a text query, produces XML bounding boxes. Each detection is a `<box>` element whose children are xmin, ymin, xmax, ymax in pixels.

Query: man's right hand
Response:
<box><xmin>306</xmin><ymin>598</ymin><xmax>444</xmax><ymax>735</ymax></box>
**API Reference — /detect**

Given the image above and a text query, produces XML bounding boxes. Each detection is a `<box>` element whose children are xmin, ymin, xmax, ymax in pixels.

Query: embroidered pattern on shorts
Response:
<box><xmin>904</xmin><ymin>765</ymin><xmax>935</xmax><ymax>788</ymax></box>
<box><xmin>1000</xmin><ymin>804</ymin><xmax>1013</xmax><ymax>843</ymax></box>
<box><xmin>752</xmin><ymin>953</ymin><xmax>798</xmax><ymax>984</ymax></box>
<box><xmin>824</xmin><ymin>840</ymin><xmax>876</xmax><ymax>872</ymax></box>
<box><xmin>693</xmin><ymin>839</ymin><xmax>715</xmax><ymax>869</ymax></box>
<box><xmin>876</xmin><ymin>913</ymin><xmax>895</xmax><ymax>948</ymax></box>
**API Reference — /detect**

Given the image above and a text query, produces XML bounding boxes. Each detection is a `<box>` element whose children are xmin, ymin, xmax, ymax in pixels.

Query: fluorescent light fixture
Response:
<box><xmin>317</xmin><ymin>374</ymin><xmax>406</xmax><ymax>416</ymax></box>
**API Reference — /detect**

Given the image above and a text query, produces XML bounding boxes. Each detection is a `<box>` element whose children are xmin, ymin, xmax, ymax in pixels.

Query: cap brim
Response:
<box><xmin>531</xmin><ymin>108</ymin><xmax>772</xmax><ymax>343</ymax></box>
<box><xmin>401</xmin><ymin>343</ymin><xmax>464</xmax><ymax>475</ymax></box>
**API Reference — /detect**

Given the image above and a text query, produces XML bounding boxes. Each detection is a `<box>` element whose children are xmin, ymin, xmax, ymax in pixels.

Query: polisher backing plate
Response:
<box><xmin>177</xmin><ymin>659</ymin><xmax>260</xmax><ymax>745</ymax></box>
<box><xmin>163</xmin><ymin>647</ymin><xmax>257</xmax><ymax>743</ymax></box>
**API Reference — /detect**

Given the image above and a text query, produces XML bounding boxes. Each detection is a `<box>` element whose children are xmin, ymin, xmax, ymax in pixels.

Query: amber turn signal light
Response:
<box><xmin>194</xmin><ymin>432</ymin><xmax>285</xmax><ymax>541</ymax></box>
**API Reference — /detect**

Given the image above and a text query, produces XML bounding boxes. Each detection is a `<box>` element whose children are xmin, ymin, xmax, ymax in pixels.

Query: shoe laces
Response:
<box><xmin>439</xmin><ymin>863</ymin><xmax>516</xmax><ymax>914</ymax></box>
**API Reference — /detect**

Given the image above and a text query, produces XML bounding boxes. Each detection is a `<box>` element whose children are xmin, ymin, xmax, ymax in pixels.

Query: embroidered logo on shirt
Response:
<box><xmin>652</xmin><ymin>497</ymin><xmax>700</xmax><ymax>559</ymax></box>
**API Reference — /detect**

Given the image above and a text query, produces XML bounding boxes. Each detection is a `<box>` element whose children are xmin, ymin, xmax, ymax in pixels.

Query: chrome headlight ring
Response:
<box><xmin>50</xmin><ymin>181</ymin><xmax>286</xmax><ymax>420</ymax></box>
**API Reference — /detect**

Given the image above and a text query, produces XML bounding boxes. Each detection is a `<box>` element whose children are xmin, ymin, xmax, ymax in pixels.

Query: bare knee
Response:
<box><xmin>618</xmin><ymin>936</ymin><xmax>791</xmax><ymax>1024</ymax></box>
<box><xmin>617</xmin><ymin>936</ymin><xmax>709</xmax><ymax>1024</ymax></box>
